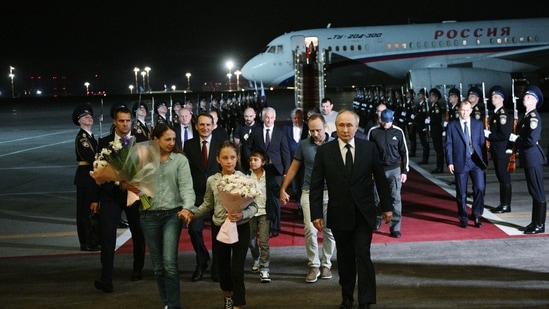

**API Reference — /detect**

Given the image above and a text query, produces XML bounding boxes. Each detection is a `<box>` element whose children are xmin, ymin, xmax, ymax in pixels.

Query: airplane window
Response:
<box><xmin>328</xmin><ymin>46</ymin><xmax>332</xmax><ymax>51</ymax></box>
<box><xmin>266</xmin><ymin>46</ymin><xmax>276</xmax><ymax>54</ymax></box>
<box><xmin>358</xmin><ymin>45</ymin><xmax>362</xmax><ymax>51</ymax></box>
<box><xmin>432</xmin><ymin>41</ymin><xmax>437</xmax><ymax>48</ymax></box>
<box><xmin>402</xmin><ymin>42</ymin><xmax>407</xmax><ymax>49</ymax></box>
<box><xmin>350</xmin><ymin>45</ymin><xmax>354</xmax><ymax>51</ymax></box>
<box><xmin>475</xmin><ymin>39</ymin><xmax>481</xmax><ymax>45</ymax></box>
<box><xmin>343</xmin><ymin>45</ymin><xmax>347</xmax><ymax>51</ymax></box>
<box><xmin>395</xmin><ymin>43</ymin><xmax>399</xmax><ymax>49</ymax></box>
<box><xmin>277</xmin><ymin>45</ymin><xmax>283</xmax><ymax>54</ymax></box>
<box><xmin>504</xmin><ymin>37</ymin><xmax>509</xmax><ymax>43</ymax></box>
<box><xmin>527</xmin><ymin>36</ymin><xmax>532</xmax><ymax>42</ymax></box>
<box><xmin>424</xmin><ymin>42</ymin><xmax>429</xmax><ymax>48</ymax></box>
<box><xmin>336</xmin><ymin>46</ymin><xmax>340</xmax><ymax>51</ymax></box>
<box><xmin>439</xmin><ymin>41</ymin><xmax>444</xmax><ymax>47</ymax></box>
<box><xmin>462</xmin><ymin>39</ymin><xmax>467</xmax><ymax>46</ymax></box>
<box><xmin>519</xmin><ymin>37</ymin><xmax>524</xmax><ymax>43</ymax></box>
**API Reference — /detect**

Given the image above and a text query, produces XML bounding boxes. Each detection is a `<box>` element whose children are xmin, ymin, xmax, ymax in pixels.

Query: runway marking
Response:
<box><xmin>0</xmin><ymin>139</ymin><xmax>72</xmax><ymax>157</ymax></box>
<box><xmin>0</xmin><ymin>231</ymin><xmax>77</xmax><ymax>239</ymax></box>
<box><xmin>0</xmin><ymin>130</ymin><xmax>73</xmax><ymax>145</ymax></box>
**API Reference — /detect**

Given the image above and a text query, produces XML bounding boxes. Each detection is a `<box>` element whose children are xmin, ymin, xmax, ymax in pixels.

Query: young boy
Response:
<box><xmin>248</xmin><ymin>149</ymin><xmax>277</xmax><ymax>283</ymax></box>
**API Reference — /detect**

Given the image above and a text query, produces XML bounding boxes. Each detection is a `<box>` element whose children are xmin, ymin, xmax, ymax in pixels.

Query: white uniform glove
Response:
<box><xmin>509</xmin><ymin>133</ymin><xmax>518</xmax><ymax>142</ymax></box>
<box><xmin>484</xmin><ymin>130</ymin><xmax>491</xmax><ymax>138</ymax></box>
<box><xmin>425</xmin><ymin>117</ymin><xmax>430</xmax><ymax>124</ymax></box>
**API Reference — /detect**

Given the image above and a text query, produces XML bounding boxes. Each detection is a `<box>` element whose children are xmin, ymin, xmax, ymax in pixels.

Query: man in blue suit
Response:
<box><xmin>445</xmin><ymin>100</ymin><xmax>487</xmax><ymax>228</ymax></box>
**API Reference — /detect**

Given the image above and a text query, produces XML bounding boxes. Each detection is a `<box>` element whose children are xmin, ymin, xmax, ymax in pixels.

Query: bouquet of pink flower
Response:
<box><xmin>90</xmin><ymin>137</ymin><xmax>160</xmax><ymax>210</ymax></box>
<box><xmin>216</xmin><ymin>173</ymin><xmax>261</xmax><ymax>244</ymax></box>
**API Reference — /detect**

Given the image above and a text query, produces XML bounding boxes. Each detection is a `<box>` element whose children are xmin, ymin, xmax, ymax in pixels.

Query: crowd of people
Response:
<box><xmin>71</xmin><ymin>84</ymin><xmax>546</xmax><ymax>308</ymax></box>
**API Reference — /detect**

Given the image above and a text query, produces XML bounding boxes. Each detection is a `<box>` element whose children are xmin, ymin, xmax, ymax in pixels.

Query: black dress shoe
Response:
<box><xmin>80</xmin><ymin>245</ymin><xmax>101</xmax><ymax>251</ymax></box>
<box><xmin>94</xmin><ymin>280</ymin><xmax>113</xmax><ymax>293</ymax></box>
<box><xmin>524</xmin><ymin>224</ymin><xmax>545</xmax><ymax>234</ymax></box>
<box><xmin>491</xmin><ymin>205</ymin><xmax>511</xmax><ymax>214</ymax></box>
<box><xmin>339</xmin><ymin>298</ymin><xmax>353</xmax><ymax>309</ymax></box>
<box><xmin>191</xmin><ymin>264</ymin><xmax>207</xmax><ymax>282</ymax></box>
<box><xmin>459</xmin><ymin>220</ymin><xmax>468</xmax><ymax>228</ymax></box>
<box><xmin>390</xmin><ymin>231</ymin><xmax>402</xmax><ymax>238</ymax></box>
<box><xmin>473</xmin><ymin>217</ymin><xmax>482</xmax><ymax>228</ymax></box>
<box><xmin>131</xmin><ymin>269</ymin><xmax>143</xmax><ymax>281</ymax></box>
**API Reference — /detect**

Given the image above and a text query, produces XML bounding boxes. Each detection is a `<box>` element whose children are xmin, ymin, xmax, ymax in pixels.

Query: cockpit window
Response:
<box><xmin>265</xmin><ymin>45</ymin><xmax>276</xmax><ymax>53</ymax></box>
<box><xmin>265</xmin><ymin>45</ymin><xmax>283</xmax><ymax>54</ymax></box>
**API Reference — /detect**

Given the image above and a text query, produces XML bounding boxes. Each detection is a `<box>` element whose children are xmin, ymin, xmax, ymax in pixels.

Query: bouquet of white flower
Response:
<box><xmin>216</xmin><ymin>173</ymin><xmax>261</xmax><ymax>244</ymax></box>
<box><xmin>90</xmin><ymin>137</ymin><xmax>160</xmax><ymax>210</ymax></box>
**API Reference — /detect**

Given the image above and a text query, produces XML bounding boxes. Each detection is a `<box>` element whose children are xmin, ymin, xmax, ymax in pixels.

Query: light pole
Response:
<box><xmin>144</xmin><ymin>66</ymin><xmax>151</xmax><ymax>91</ymax></box>
<box><xmin>234</xmin><ymin>69</ymin><xmax>241</xmax><ymax>90</ymax></box>
<box><xmin>133</xmin><ymin>67</ymin><xmax>140</xmax><ymax>90</ymax></box>
<box><xmin>185</xmin><ymin>72</ymin><xmax>191</xmax><ymax>90</ymax></box>
<box><xmin>129</xmin><ymin>84</ymin><xmax>134</xmax><ymax>94</ymax></box>
<box><xmin>84</xmin><ymin>82</ymin><xmax>90</xmax><ymax>95</ymax></box>
<box><xmin>9</xmin><ymin>66</ymin><xmax>15</xmax><ymax>98</ymax></box>
<box><xmin>227</xmin><ymin>73</ymin><xmax>232</xmax><ymax>91</ymax></box>
<box><xmin>140</xmin><ymin>71</ymin><xmax>146</xmax><ymax>92</ymax></box>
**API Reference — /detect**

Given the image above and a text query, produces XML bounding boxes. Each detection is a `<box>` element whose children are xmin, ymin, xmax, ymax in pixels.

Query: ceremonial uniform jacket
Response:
<box><xmin>488</xmin><ymin>106</ymin><xmax>512</xmax><ymax>160</ymax></box>
<box><xmin>517</xmin><ymin>109</ymin><xmax>547</xmax><ymax>168</ymax></box>
<box><xmin>74</xmin><ymin>128</ymin><xmax>98</xmax><ymax>189</ymax></box>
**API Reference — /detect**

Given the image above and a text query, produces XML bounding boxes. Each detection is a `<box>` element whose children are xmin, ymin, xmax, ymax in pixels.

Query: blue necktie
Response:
<box><xmin>464</xmin><ymin>121</ymin><xmax>472</xmax><ymax>155</ymax></box>
<box><xmin>184</xmin><ymin>126</ymin><xmax>188</xmax><ymax>142</ymax></box>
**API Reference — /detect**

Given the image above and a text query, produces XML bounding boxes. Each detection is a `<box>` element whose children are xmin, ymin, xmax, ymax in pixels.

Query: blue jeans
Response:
<box><xmin>141</xmin><ymin>207</ymin><xmax>183</xmax><ymax>309</ymax></box>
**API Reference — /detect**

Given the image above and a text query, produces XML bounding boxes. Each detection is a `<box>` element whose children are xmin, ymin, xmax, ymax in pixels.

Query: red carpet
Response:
<box><xmin>119</xmin><ymin>168</ymin><xmax>515</xmax><ymax>254</ymax></box>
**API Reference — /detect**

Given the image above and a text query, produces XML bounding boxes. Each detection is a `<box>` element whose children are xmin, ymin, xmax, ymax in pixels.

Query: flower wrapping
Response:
<box><xmin>215</xmin><ymin>174</ymin><xmax>261</xmax><ymax>244</ymax></box>
<box><xmin>90</xmin><ymin>138</ymin><xmax>160</xmax><ymax>209</ymax></box>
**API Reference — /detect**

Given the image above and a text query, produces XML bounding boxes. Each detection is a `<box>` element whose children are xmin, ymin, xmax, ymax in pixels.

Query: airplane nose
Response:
<box><xmin>240</xmin><ymin>58</ymin><xmax>256</xmax><ymax>81</ymax></box>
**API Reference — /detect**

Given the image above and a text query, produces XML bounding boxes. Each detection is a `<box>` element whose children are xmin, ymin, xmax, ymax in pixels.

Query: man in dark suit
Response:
<box><xmin>183</xmin><ymin>112</ymin><xmax>228</xmax><ymax>281</ymax></box>
<box><xmin>93</xmin><ymin>106</ymin><xmax>146</xmax><ymax>293</ymax></box>
<box><xmin>248</xmin><ymin>107</ymin><xmax>291</xmax><ymax>236</ymax></box>
<box><xmin>174</xmin><ymin>107</ymin><xmax>196</xmax><ymax>150</ymax></box>
<box><xmin>310</xmin><ymin>110</ymin><xmax>392</xmax><ymax>309</ymax></box>
<box><xmin>284</xmin><ymin>108</ymin><xmax>309</xmax><ymax>216</ymax></box>
<box><xmin>446</xmin><ymin>100</ymin><xmax>487</xmax><ymax>229</ymax></box>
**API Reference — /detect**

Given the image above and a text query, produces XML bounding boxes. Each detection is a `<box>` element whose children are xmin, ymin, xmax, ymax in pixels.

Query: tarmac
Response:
<box><xmin>0</xmin><ymin>98</ymin><xmax>548</xmax><ymax>308</ymax></box>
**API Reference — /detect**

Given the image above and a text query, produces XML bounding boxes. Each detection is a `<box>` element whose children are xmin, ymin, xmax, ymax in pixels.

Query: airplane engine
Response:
<box><xmin>407</xmin><ymin>68</ymin><xmax>512</xmax><ymax>95</ymax></box>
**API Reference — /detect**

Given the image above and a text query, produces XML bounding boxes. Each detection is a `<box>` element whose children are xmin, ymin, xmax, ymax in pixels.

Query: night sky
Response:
<box><xmin>2</xmin><ymin>1</ymin><xmax>548</xmax><ymax>95</ymax></box>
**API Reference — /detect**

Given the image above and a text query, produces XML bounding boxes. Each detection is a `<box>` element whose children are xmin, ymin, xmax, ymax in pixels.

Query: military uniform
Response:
<box><xmin>488</xmin><ymin>87</ymin><xmax>513</xmax><ymax>214</ymax></box>
<box><xmin>428</xmin><ymin>88</ymin><xmax>445</xmax><ymax>173</ymax></box>
<box><xmin>415</xmin><ymin>89</ymin><xmax>430</xmax><ymax>164</ymax></box>
<box><xmin>515</xmin><ymin>86</ymin><xmax>546</xmax><ymax>234</ymax></box>
<box><xmin>132</xmin><ymin>102</ymin><xmax>150</xmax><ymax>142</ymax></box>
<box><xmin>72</xmin><ymin>104</ymin><xmax>100</xmax><ymax>251</ymax></box>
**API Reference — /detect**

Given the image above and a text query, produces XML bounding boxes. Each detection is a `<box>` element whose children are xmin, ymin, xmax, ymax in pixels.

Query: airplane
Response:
<box><xmin>241</xmin><ymin>17</ymin><xmax>549</xmax><ymax>94</ymax></box>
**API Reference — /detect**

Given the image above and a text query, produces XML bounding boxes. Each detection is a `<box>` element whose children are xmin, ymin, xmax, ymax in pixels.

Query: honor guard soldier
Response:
<box><xmin>171</xmin><ymin>101</ymin><xmax>182</xmax><ymax>125</ymax></box>
<box><xmin>415</xmin><ymin>88</ymin><xmax>430</xmax><ymax>165</ymax></box>
<box><xmin>485</xmin><ymin>86</ymin><xmax>513</xmax><ymax>214</ymax></box>
<box><xmin>467</xmin><ymin>87</ymin><xmax>485</xmax><ymax>121</ymax></box>
<box><xmin>132</xmin><ymin>102</ymin><xmax>150</xmax><ymax>142</ymax></box>
<box><xmin>393</xmin><ymin>89</ymin><xmax>406</xmax><ymax>130</ymax></box>
<box><xmin>509</xmin><ymin>86</ymin><xmax>547</xmax><ymax>234</ymax></box>
<box><xmin>154</xmin><ymin>101</ymin><xmax>169</xmax><ymax>126</ymax></box>
<box><xmin>447</xmin><ymin>88</ymin><xmax>460</xmax><ymax>122</ymax></box>
<box><xmin>72</xmin><ymin>103</ymin><xmax>101</xmax><ymax>251</ymax></box>
<box><xmin>405</xmin><ymin>89</ymin><xmax>417</xmax><ymax>157</ymax></box>
<box><xmin>428</xmin><ymin>88</ymin><xmax>445</xmax><ymax>173</ymax></box>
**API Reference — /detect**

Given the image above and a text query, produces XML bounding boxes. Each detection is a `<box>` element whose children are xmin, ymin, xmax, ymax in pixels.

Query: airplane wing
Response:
<box><xmin>488</xmin><ymin>45</ymin><xmax>549</xmax><ymax>69</ymax></box>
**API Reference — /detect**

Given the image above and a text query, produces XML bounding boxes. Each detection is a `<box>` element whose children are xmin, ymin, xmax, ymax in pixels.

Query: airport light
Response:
<box><xmin>9</xmin><ymin>66</ymin><xmax>15</xmax><ymax>98</ymax></box>
<box><xmin>144</xmin><ymin>66</ymin><xmax>151</xmax><ymax>91</ymax></box>
<box><xmin>133</xmin><ymin>67</ymin><xmax>140</xmax><ymax>90</ymax></box>
<box><xmin>129</xmin><ymin>84</ymin><xmax>134</xmax><ymax>94</ymax></box>
<box><xmin>185</xmin><ymin>72</ymin><xmax>191</xmax><ymax>90</ymax></box>
<box><xmin>171</xmin><ymin>85</ymin><xmax>176</xmax><ymax>91</ymax></box>
<box><xmin>227</xmin><ymin>73</ymin><xmax>232</xmax><ymax>91</ymax></box>
<box><xmin>84</xmin><ymin>82</ymin><xmax>90</xmax><ymax>95</ymax></box>
<box><xmin>234</xmin><ymin>69</ymin><xmax>241</xmax><ymax>90</ymax></box>
<box><xmin>140</xmin><ymin>71</ymin><xmax>146</xmax><ymax>92</ymax></box>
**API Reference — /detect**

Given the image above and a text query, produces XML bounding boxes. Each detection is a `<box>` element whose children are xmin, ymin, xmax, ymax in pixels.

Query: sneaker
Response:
<box><xmin>320</xmin><ymin>267</ymin><xmax>332</xmax><ymax>279</ymax></box>
<box><xmin>251</xmin><ymin>259</ymin><xmax>260</xmax><ymax>273</ymax></box>
<box><xmin>224</xmin><ymin>296</ymin><xmax>233</xmax><ymax>309</ymax></box>
<box><xmin>305</xmin><ymin>267</ymin><xmax>320</xmax><ymax>283</ymax></box>
<box><xmin>259</xmin><ymin>270</ymin><xmax>271</xmax><ymax>283</ymax></box>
